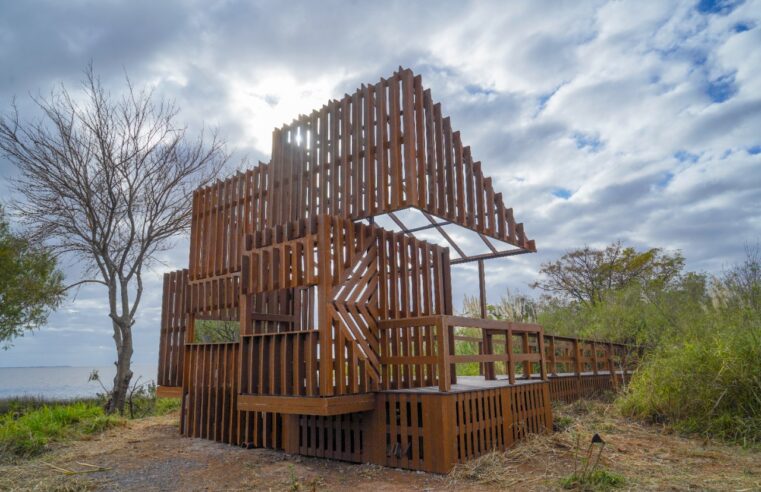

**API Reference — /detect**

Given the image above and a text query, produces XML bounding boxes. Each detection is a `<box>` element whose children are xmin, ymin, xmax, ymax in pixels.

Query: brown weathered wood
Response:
<box><xmin>155</xmin><ymin>67</ymin><xmax>638</xmax><ymax>475</ymax></box>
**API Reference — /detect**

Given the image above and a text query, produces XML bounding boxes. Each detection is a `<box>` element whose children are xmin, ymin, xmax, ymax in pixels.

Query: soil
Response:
<box><xmin>2</xmin><ymin>401</ymin><xmax>759</xmax><ymax>491</ymax></box>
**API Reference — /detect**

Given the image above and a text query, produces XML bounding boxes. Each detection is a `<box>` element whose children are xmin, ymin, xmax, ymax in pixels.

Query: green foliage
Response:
<box><xmin>155</xmin><ymin>397</ymin><xmax>182</xmax><ymax>415</ymax></box>
<box><xmin>617</xmin><ymin>296</ymin><xmax>761</xmax><ymax>446</ymax></box>
<box><xmin>0</xmin><ymin>389</ymin><xmax>181</xmax><ymax>462</ymax></box>
<box><xmin>554</xmin><ymin>414</ymin><xmax>575</xmax><ymax>432</ymax></box>
<box><xmin>538</xmin><ymin>272</ymin><xmax>710</xmax><ymax>347</ymax></box>
<box><xmin>88</xmin><ymin>370</ymin><xmax>184</xmax><ymax>418</ymax></box>
<box><xmin>455</xmin><ymin>290</ymin><xmax>540</xmax><ymax>377</ymax></box>
<box><xmin>533</xmin><ymin>241</ymin><xmax>684</xmax><ymax>307</ymax></box>
<box><xmin>0</xmin><ymin>402</ymin><xmax>122</xmax><ymax>461</ymax></box>
<box><xmin>560</xmin><ymin>469</ymin><xmax>626</xmax><ymax>491</ymax></box>
<box><xmin>0</xmin><ymin>205</ymin><xmax>64</xmax><ymax>347</ymax></box>
<box><xmin>194</xmin><ymin>319</ymin><xmax>239</xmax><ymax>343</ymax></box>
<box><xmin>533</xmin><ymin>242</ymin><xmax>761</xmax><ymax>446</ymax></box>
<box><xmin>462</xmin><ymin>289</ymin><xmax>538</xmax><ymax>323</ymax></box>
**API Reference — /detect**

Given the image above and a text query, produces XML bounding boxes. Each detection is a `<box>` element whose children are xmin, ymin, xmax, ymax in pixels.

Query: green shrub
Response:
<box><xmin>561</xmin><ymin>469</ymin><xmax>626</xmax><ymax>490</ymax></box>
<box><xmin>533</xmin><ymin>245</ymin><xmax>761</xmax><ymax>446</ymax></box>
<box><xmin>0</xmin><ymin>402</ymin><xmax>122</xmax><ymax>461</ymax></box>
<box><xmin>155</xmin><ymin>397</ymin><xmax>181</xmax><ymax>415</ymax></box>
<box><xmin>618</xmin><ymin>320</ymin><xmax>761</xmax><ymax>446</ymax></box>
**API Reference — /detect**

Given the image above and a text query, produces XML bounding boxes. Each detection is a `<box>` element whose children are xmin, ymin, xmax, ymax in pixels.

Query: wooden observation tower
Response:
<box><xmin>156</xmin><ymin>68</ymin><xmax>634</xmax><ymax>473</ymax></box>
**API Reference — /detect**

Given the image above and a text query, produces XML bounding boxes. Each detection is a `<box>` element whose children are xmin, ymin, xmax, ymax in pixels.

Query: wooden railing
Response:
<box><xmin>379</xmin><ymin>315</ymin><xmax>638</xmax><ymax>393</ymax></box>
<box><xmin>379</xmin><ymin>315</ymin><xmax>546</xmax><ymax>392</ymax></box>
<box><xmin>543</xmin><ymin>335</ymin><xmax>636</xmax><ymax>377</ymax></box>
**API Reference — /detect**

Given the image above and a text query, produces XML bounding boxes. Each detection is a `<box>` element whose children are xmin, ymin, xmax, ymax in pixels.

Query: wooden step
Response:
<box><xmin>237</xmin><ymin>393</ymin><xmax>375</xmax><ymax>416</ymax></box>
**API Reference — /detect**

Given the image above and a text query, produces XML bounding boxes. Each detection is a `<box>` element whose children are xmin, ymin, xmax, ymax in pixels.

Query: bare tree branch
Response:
<box><xmin>0</xmin><ymin>65</ymin><xmax>228</xmax><ymax>413</ymax></box>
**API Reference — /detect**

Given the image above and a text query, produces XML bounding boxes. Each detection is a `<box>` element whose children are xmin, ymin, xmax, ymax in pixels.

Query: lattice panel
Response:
<box><xmin>297</xmin><ymin>413</ymin><xmax>365</xmax><ymax>462</ymax></box>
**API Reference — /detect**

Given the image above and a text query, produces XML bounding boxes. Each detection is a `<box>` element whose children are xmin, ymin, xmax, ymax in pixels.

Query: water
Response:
<box><xmin>0</xmin><ymin>364</ymin><xmax>158</xmax><ymax>400</ymax></box>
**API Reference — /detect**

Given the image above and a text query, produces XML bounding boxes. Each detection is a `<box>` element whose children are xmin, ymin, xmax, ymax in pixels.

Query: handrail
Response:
<box><xmin>378</xmin><ymin>315</ymin><xmax>639</xmax><ymax>393</ymax></box>
<box><xmin>379</xmin><ymin>315</ymin><xmax>547</xmax><ymax>391</ymax></box>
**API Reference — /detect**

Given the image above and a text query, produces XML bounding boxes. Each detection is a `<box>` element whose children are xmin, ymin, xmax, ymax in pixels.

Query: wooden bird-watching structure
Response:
<box><xmin>155</xmin><ymin>68</ymin><xmax>636</xmax><ymax>473</ymax></box>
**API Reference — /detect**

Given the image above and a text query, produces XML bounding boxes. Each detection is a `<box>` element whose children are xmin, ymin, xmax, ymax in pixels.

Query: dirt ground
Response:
<box><xmin>2</xmin><ymin>401</ymin><xmax>760</xmax><ymax>491</ymax></box>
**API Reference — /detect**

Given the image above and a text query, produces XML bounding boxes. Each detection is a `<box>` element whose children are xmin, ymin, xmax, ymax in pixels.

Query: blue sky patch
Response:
<box><xmin>552</xmin><ymin>188</ymin><xmax>572</xmax><ymax>199</ymax></box>
<box><xmin>706</xmin><ymin>73</ymin><xmax>737</xmax><ymax>103</ymax></box>
<box><xmin>748</xmin><ymin>145</ymin><xmax>761</xmax><ymax>155</ymax></box>
<box><xmin>696</xmin><ymin>0</ymin><xmax>742</xmax><ymax>15</ymax></box>
<box><xmin>465</xmin><ymin>84</ymin><xmax>496</xmax><ymax>97</ymax></box>
<box><xmin>674</xmin><ymin>150</ymin><xmax>699</xmax><ymax>163</ymax></box>
<box><xmin>657</xmin><ymin>171</ymin><xmax>675</xmax><ymax>188</ymax></box>
<box><xmin>733</xmin><ymin>21</ymin><xmax>753</xmax><ymax>32</ymax></box>
<box><xmin>573</xmin><ymin>132</ymin><xmax>603</xmax><ymax>152</ymax></box>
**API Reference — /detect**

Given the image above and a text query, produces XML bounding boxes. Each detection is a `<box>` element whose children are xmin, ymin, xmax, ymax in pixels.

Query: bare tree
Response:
<box><xmin>0</xmin><ymin>66</ymin><xmax>227</xmax><ymax>413</ymax></box>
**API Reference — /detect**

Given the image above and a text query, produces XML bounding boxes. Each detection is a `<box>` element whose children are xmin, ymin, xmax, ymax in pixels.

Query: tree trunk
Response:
<box><xmin>108</xmin><ymin>319</ymin><xmax>134</xmax><ymax>414</ymax></box>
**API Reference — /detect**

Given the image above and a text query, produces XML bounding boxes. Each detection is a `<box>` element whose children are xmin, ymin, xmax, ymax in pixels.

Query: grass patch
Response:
<box><xmin>0</xmin><ymin>402</ymin><xmax>123</xmax><ymax>462</ymax></box>
<box><xmin>155</xmin><ymin>397</ymin><xmax>181</xmax><ymax>416</ymax></box>
<box><xmin>0</xmin><ymin>396</ymin><xmax>100</xmax><ymax>416</ymax></box>
<box><xmin>0</xmin><ymin>386</ymin><xmax>181</xmax><ymax>463</ymax></box>
<box><xmin>561</xmin><ymin>469</ymin><xmax>625</xmax><ymax>491</ymax></box>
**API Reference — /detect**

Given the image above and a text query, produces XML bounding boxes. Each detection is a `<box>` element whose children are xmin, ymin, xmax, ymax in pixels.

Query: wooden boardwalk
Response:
<box><xmin>156</xmin><ymin>67</ymin><xmax>637</xmax><ymax>473</ymax></box>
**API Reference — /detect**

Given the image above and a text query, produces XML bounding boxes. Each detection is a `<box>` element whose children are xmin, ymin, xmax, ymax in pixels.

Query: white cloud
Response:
<box><xmin>1</xmin><ymin>0</ymin><xmax>760</xmax><ymax>367</ymax></box>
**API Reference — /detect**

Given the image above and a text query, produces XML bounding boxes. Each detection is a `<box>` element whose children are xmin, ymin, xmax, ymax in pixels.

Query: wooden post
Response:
<box><xmin>537</xmin><ymin>330</ymin><xmax>548</xmax><ymax>381</ymax></box>
<box><xmin>549</xmin><ymin>335</ymin><xmax>557</xmax><ymax>376</ymax></box>
<box><xmin>437</xmin><ymin>317</ymin><xmax>451</xmax><ymax>392</ymax></box>
<box><xmin>317</xmin><ymin>216</ymin><xmax>333</xmax><ymax>396</ymax></box>
<box><xmin>521</xmin><ymin>331</ymin><xmax>530</xmax><ymax>379</ymax></box>
<box><xmin>478</xmin><ymin>259</ymin><xmax>495</xmax><ymax>380</ymax></box>
<box><xmin>608</xmin><ymin>341</ymin><xmax>617</xmax><ymax>389</ymax></box>
<box><xmin>506</xmin><ymin>324</ymin><xmax>516</xmax><ymax>385</ymax></box>
<box><xmin>282</xmin><ymin>415</ymin><xmax>300</xmax><ymax>454</ymax></box>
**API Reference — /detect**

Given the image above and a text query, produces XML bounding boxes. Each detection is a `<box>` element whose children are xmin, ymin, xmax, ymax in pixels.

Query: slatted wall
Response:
<box><xmin>238</xmin><ymin>410</ymin><xmax>283</xmax><ymax>450</ymax></box>
<box><xmin>187</xmin><ymin>69</ymin><xmax>534</xmax><ymax>285</ymax></box>
<box><xmin>454</xmin><ymin>384</ymin><xmax>552</xmax><ymax>464</ymax></box>
<box><xmin>190</xmin><ymin>69</ymin><xmax>535</xmax><ymax>251</ymax></box>
<box><xmin>180</xmin><ymin>342</ymin><xmax>284</xmax><ymax>449</ymax></box>
<box><xmin>189</xmin><ymin>164</ymin><xmax>270</xmax><ymax>281</ymax></box>
<box><xmin>548</xmin><ymin>373</ymin><xmax>631</xmax><ymax>403</ymax></box>
<box><xmin>237</xmin><ymin>215</ymin><xmax>452</xmax><ymax>398</ymax></box>
<box><xmin>379</xmin><ymin>319</ymin><xmax>443</xmax><ymax>391</ymax></box>
<box><xmin>239</xmin><ymin>331</ymin><xmax>320</xmax><ymax>397</ymax></box>
<box><xmin>157</xmin><ymin>270</ymin><xmax>189</xmax><ymax>388</ymax></box>
<box><xmin>297</xmin><ymin>413</ymin><xmax>366</xmax><ymax>462</ymax></box>
<box><xmin>181</xmin><ymin>342</ymin><xmax>240</xmax><ymax>444</ymax></box>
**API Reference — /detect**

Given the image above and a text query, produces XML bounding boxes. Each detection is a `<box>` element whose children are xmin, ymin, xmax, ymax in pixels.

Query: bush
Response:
<box><xmin>536</xmin><ymin>244</ymin><xmax>761</xmax><ymax>446</ymax></box>
<box><xmin>617</xmin><ymin>249</ymin><xmax>761</xmax><ymax>446</ymax></box>
<box><xmin>561</xmin><ymin>469</ymin><xmax>626</xmax><ymax>491</ymax></box>
<box><xmin>618</xmin><ymin>321</ymin><xmax>761</xmax><ymax>446</ymax></box>
<box><xmin>0</xmin><ymin>402</ymin><xmax>122</xmax><ymax>461</ymax></box>
<box><xmin>155</xmin><ymin>397</ymin><xmax>181</xmax><ymax>415</ymax></box>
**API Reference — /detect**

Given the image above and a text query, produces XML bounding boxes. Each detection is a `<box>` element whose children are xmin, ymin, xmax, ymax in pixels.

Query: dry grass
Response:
<box><xmin>2</xmin><ymin>401</ymin><xmax>759</xmax><ymax>491</ymax></box>
<box><xmin>448</xmin><ymin>399</ymin><xmax>761</xmax><ymax>491</ymax></box>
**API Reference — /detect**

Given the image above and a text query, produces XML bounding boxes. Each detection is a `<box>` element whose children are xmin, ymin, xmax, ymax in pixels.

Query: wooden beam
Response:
<box><xmin>237</xmin><ymin>393</ymin><xmax>376</xmax><ymax>416</ymax></box>
<box><xmin>449</xmin><ymin>247</ymin><xmax>530</xmax><ymax>265</ymax></box>
<box><xmin>156</xmin><ymin>385</ymin><xmax>183</xmax><ymax>399</ymax></box>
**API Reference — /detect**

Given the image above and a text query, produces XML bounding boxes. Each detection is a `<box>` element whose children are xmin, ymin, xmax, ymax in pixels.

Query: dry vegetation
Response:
<box><xmin>2</xmin><ymin>400</ymin><xmax>759</xmax><ymax>491</ymax></box>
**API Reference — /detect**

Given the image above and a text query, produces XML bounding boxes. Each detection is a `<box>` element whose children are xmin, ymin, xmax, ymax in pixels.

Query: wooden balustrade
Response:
<box><xmin>378</xmin><ymin>315</ymin><xmax>548</xmax><ymax>392</ymax></box>
<box><xmin>543</xmin><ymin>334</ymin><xmax>634</xmax><ymax>377</ymax></box>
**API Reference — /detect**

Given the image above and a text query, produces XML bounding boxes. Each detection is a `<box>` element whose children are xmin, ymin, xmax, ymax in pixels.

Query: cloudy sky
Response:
<box><xmin>1</xmin><ymin>0</ymin><xmax>759</xmax><ymax>368</ymax></box>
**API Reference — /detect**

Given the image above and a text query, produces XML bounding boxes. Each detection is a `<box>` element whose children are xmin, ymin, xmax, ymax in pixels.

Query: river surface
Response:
<box><xmin>0</xmin><ymin>364</ymin><xmax>158</xmax><ymax>399</ymax></box>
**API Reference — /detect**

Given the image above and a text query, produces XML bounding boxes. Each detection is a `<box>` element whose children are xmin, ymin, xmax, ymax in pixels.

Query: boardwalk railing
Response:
<box><xmin>379</xmin><ymin>315</ymin><xmax>547</xmax><ymax>391</ymax></box>
<box><xmin>379</xmin><ymin>315</ymin><xmax>636</xmax><ymax>393</ymax></box>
